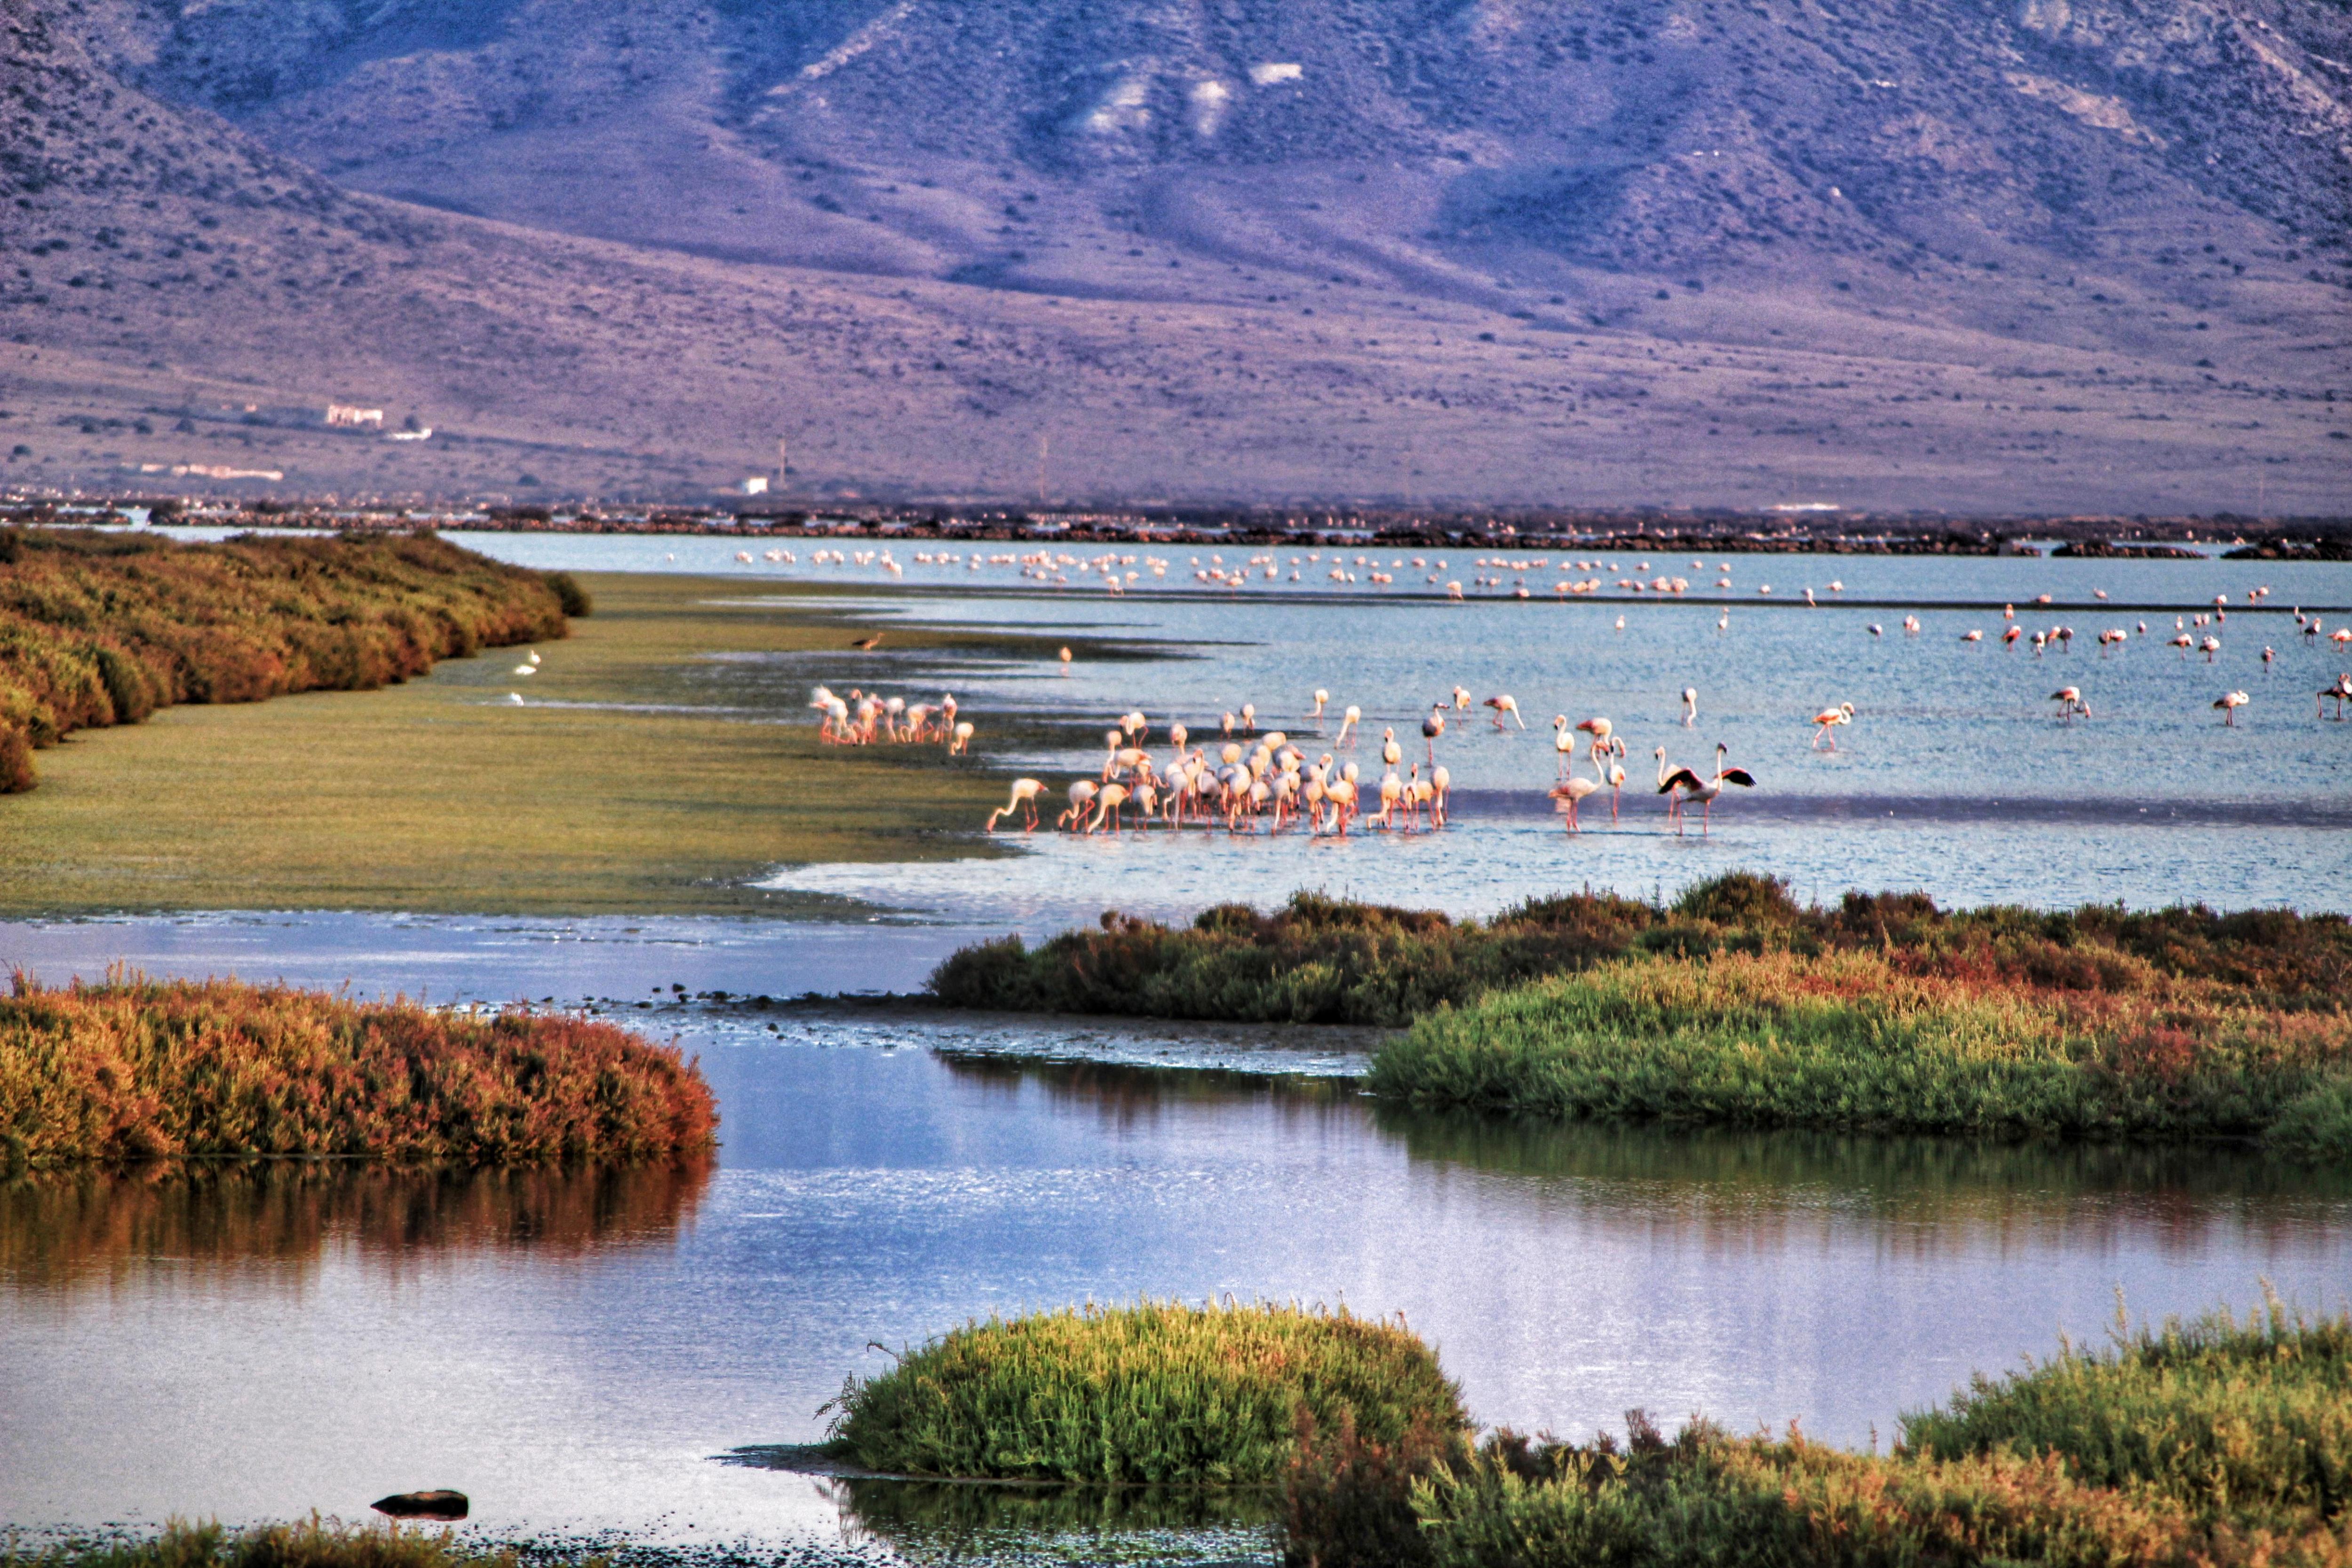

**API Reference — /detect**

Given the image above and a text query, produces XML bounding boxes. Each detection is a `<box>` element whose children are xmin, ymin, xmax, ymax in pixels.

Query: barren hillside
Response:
<box><xmin>3</xmin><ymin>0</ymin><xmax>2345</xmax><ymax>511</ymax></box>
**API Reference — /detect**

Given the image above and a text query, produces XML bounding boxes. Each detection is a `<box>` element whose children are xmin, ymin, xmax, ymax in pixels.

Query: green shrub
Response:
<box><xmin>1366</xmin><ymin>948</ymin><xmax>2352</xmax><ymax>1152</ymax></box>
<box><xmin>1900</xmin><ymin>1300</ymin><xmax>2352</xmax><ymax>1523</ymax></box>
<box><xmin>825</xmin><ymin>1300</ymin><xmax>1468</xmax><ymax>1485</ymax></box>
<box><xmin>2267</xmin><ymin>1076</ymin><xmax>2352</xmax><ymax>1162</ymax></box>
<box><xmin>543</xmin><ymin>570</ymin><xmax>594</xmax><ymax>618</ymax></box>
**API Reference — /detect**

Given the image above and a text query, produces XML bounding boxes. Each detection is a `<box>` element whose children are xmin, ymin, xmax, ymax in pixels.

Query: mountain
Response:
<box><xmin>2</xmin><ymin>0</ymin><xmax>2346</xmax><ymax>512</ymax></box>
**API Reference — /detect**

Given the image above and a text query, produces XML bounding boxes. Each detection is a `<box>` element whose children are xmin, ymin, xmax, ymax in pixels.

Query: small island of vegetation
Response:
<box><xmin>929</xmin><ymin>876</ymin><xmax>2352</xmax><ymax>1160</ymax></box>
<box><xmin>0</xmin><ymin>526</ymin><xmax>584</xmax><ymax>792</ymax></box>
<box><xmin>823</xmin><ymin>1300</ymin><xmax>1466</xmax><ymax>1486</ymax></box>
<box><xmin>0</xmin><ymin>975</ymin><xmax>715</xmax><ymax>1170</ymax></box>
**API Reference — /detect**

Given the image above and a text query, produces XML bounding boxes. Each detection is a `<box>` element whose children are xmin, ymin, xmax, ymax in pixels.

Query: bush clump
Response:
<box><xmin>929</xmin><ymin>877</ymin><xmax>2352</xmax><ymax>1028</ymax></box>
<box><xmin>824</xmin><ymin>1300</ymin><xmax>1468</xmax><ymax>1486</ymax></box>
<box><xmin>0</xmin><ymin>527</ymin><xmax>578</xmax><ymax>792</ymax></box>
<box><xmin>1367</xmin><ymin>948</ymin><xmax>2352</xmax><ymax>1152</ymax></box>
<box><xmin>0</xmin><ymin>974</ymin><xmax>717</xmax><ymax>1168</ymax></box>
<box><xmin>1286</xmin><ymin>1306</ymin><xmax>2352</xmax><ymax>1568</ymax></box>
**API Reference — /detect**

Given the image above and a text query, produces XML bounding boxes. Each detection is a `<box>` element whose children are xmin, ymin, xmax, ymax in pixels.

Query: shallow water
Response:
<box><xmin>5</xmin><ymin>1017</ymin><xmax>2348</xmax><ymax>1559</ymax></box>
<box><xmin>434</xmin><ymin>533</ymin><xmax>2352</xmax><ymax>917</ymax></box>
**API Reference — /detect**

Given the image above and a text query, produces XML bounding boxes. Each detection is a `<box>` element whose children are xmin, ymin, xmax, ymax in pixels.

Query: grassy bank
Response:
<box><xmin>1286</xmin><ymin>1301</ymin><xmax>2352</xmax><ymax>1568</ymax></box>
<box><xmin>1370</xmin><ymin>946</ymin><xmax>2352</xmax><ymax>1154</ymax></box>
<box><xmin>935</xmin><ymin>876</ymin><xmax>2352</xmax><ymax>1157</ymax></box>
<box><xmin>0</xmin><ymin>573</ymin><xmax>1102</xmax><ymax>915</ymax></box>
<box><xmin>929</xmin><ymin>876</ymin><xmax>2352</xmax><ymax>1028</ymax></box>
<box><xmin>824</xmin><ymin>1300</ymin><xmax>1468</xmax><ymax>1486</ymax></box>
<box><xmin>0</xmin><ymin>527</ymin><xmax>574</xmax><ymax>791</ymax></box>
<box><xmin>0</xmin><ymin>975</ymin><xmax>715</xmax><ymax>1168</ymax></box>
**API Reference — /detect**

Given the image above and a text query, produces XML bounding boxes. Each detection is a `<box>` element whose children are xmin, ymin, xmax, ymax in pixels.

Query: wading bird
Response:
<box><xmin>1658</xmin><ymin>743</ymin><xmax>1755</xmax><ymax>836</ymax></box>
<box><xmin>1810</xmin><ymin>702</ymin><xmax>1856</xmax><ymax>750</ymax></box>
<box><xmin>1550</xmin><ymin>754</ymin><xmax>1601</xmax><ymax>833</ymax></box>
<box><xmin>2214</xmin><ymin>691</ymin><xmax>2250</xmax><ymax>726</ymax></box>
<box><xmin>1552</xmin><ymin>716</ymin><xmax>1578</xmax><ymax>778</ymax></box>
<box><xmin>948</xmin><ymin>720</ymin><xmax>975</xmax><ymax>755</ymax></box>
<box><xmin>1335</xmin><ymin>705</ymin><xmax>1361</xmax><ymax>746</ymax></box>
<box><xmin>1681</xmin><ymin>687</ymin><xmax>1698</xmax><ymax>727</ymax></box>
<box><xmin>985</xmin><ymin>779</ymin><xmax>1046</xmax><ymax>832</ymax></box>
<box><xmin>2320</xmin><ymin>675</ymin><xmax>2352</xmax><ymax>720</ymax></box>
<box><xmin>1057</xmin><ymin>779</ymin><xmax>1098</xmax><ymax>829</ymax></box>
<box><xmin>1422</xmin><ymin>704</ymin><xmax>1447</xmax><ymax>762</ymax></box>
<box><xmin>1485</xmin><ymin>694</ymin><xmax>1526</xmax><ymax>729</ymax></box>
<box><xmin>851</xmin><ymin>632</ymin><xmax>885</xmax><ymax>651</ymax></box>
<box><xmin>2050</xmin><ymin>686</ymin><xmax>2091</xmax><ymax>723</ymax></box>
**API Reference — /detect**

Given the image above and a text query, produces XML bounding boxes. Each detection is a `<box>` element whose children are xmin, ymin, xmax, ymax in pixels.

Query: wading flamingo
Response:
<box><xmin>1335</xmin><ymin>705</ymin><xmax>1361</xmax><ymax>746</ymax></box>
<box><xmin>1549</xmin><ymin>753</ymin><xmax>1600</xmax><ymax>834</ymax></box>
<box><xmin>1658</xmin><ymin>743</ymin><xmax>1756</xmax><ymax>836</ymax></box>
<box><xmin>985</xmin><ymin>779</ymin><xmax>1045</xmax><ymax>832</ymax></box>
<box><xmin>1058</xmin><ymin>779</ymin><xmax>1098</xmax><ymax>829</ymax></box>
<box><xmin>2320</xmin><ymin>675</ymin><xmax>2352</xmax><ymax>720</ymax></box>
<box><xmin>1484</xmin><ymin>694</ymin><xmax>1526</xmax><ymax>730</ymax></box>
<box><xmin>1309</xmin><ymin>689</ymin><xmax>1329</xmax><ymax>721</ymax></box>
<box><xmin>1381</xmin><ymin>728</ymin><xmax>1403</xmax><ymax>768</ymax></box>
<box><xmin>1552</xmin><ymin>716</ymin><xmax>1577</xmax><ymax>779</ymax></box>
<box><xmin>2050</xmin><ymin>686</ymin><xmax>2090</xmax><ymax>723</ymax></box>
<box><xmin>1422</xmin><ymin>705</ymin><xmax>1447</xmax><ymax>762</ymax></box>
<box><xmin>1598</xmin><ymin>738</ymin><xmax>1628</xmax><ymax>821</ymax></box>
<box><xmin>1809</xmin><ymin>702</ymin><xmax>1856</xmax><ymax>750</ymax></box>
<box><xmin>1681</xmin><ymin>687</ymin><xmax>1698</xmax><ymax>727</ymax></box>
<box><xmin>948</xmin><ymin>720</ymin><xmax>975</xmax><ymax>755</ymax></box>
<box><xmin>2213</xmin><ymin>691</ymin><xmax>2249</xmax><ymax>726</ymax></box>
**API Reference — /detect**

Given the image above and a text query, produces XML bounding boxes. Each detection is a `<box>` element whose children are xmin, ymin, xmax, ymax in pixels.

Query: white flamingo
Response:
<box><xmin>985</xmin><ymin>779</ymin><xmax>1045</xmax><ymax>832</ymax></box>
<box><xmin>1484</xmin><ymin>694</ymin><xmax>1526</xmax><ymax>730</ymax></box>
<box><xmin>2213</xmin><ymin>691</ymin><xmax>2249</xmax><ymax>726</ymax></box>
<box><xmin>1680</xmin><ymin>687</ymin><xmax>1697</xmax><ymax>727</ymax></box>
<box><xmin>1809</xmin><ymin>702</ymin><xmax>1855</xmax><ymax>750</ymax></box>
<box><xmin>1549</xmin><ymin>752</ymin><xmax>1600</xmax><ymax>834</ymax></box>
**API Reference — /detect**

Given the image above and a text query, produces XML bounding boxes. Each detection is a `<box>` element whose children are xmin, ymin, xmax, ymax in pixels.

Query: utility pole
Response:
<box><xmin>1037</xmin><ymin>432</ymin><xmax>1050</xmax><ymax>507</ymax></box>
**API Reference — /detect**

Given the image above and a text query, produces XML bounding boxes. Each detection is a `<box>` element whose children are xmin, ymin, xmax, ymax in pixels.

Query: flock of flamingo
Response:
<box><xmin>798</xmin><ymin>571</ymin><xmax>2349</xmax><ymax>845</ymax></box>
<box><xmin>940</xmin><ymin>689</ymin><xmax>1764</xmax><ymax>839</ymax></box>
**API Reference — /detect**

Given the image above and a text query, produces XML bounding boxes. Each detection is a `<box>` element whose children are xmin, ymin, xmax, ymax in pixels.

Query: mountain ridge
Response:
<box><xmin>2</xmin><ymin>0</ymin><xmax>2344</xmax><ymax>511</ymax></box>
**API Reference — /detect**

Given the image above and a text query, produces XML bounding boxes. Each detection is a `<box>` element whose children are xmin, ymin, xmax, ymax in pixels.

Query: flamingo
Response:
<box><xmin>1422</xmin><ymin>704</ymin><xmax>1447</xmax><ymax>763</ymax></box>
<box><xmin>1309</xmin><ymin>689</ymin><xmax>1329</xmax><ymax>721</ymax></box>
<box><xmin>1335</xmin><ymin>705</ymin><xmax>1361</xmax><ymax>746</ymax></box>
<box><xmin>2171</xmin><ymin>633</ymin><xmax>2195</xmax><ymax>657</ymax></box>
<box><xmin>1809</xmin><ymin>702</ymin><xmax>1856</xmax><ymax>750</ymax></box>
<box><xmin>1598</xmin><ymin>738</ymin><xmax>1628</xmax><ymax>822</ymax></box>
<box><xmin>985</xmin><ymin>779</ymin><xmax>1046</xmax><ymax>832</ymax></box>
<box><xmin>2201</xmin><ymin>636</ymin><xmax>2222</xmax><ymax>662</ymax></box>
<box><xmin>1680</xmin><ymin>687</ymin><xmax>1697</xmax><ymax>727</ymax></box>
<box><xmin>1429</xmin><ymin>765</ymin><xmax>1450</xmax><ymax>827</ymax></box>
<box><xmin>2213</xmin><ymin>691</ymin><xmax>2249</xmax><ymax>726</ymax></box>
<box><xmin>1902</xmin><ymin>615</ymin><xmax>1921</xmax><ymax>636</ymax></box>
<box><xmin>1240</xmin><ymin>702</ymin><xmax>1258</xmax><ymax>734</ymax></box>
<box><xmin>2050</xmin><ymin>686</ymin><xmax>2090</xmax><ymax>723</ymax></box>
<box><xmin>948</xmin><ymin>720</ymin><xmax>975</xmax><ymax>755</ymax></box>
<box><xmin>2320</xmin><ymin>675</ymin><xmax>2352</xmax><ymax>720</ymax></box>
<box><xmin>1453</xmin><ymin>686</ymin><xmax>1474</xmax><ymax>712</ymax></box>
<box><xmin>1484</xmin><ymin>694</ymin><xmax>1526</xmax><ymax>730</ymax></box>
<box><xmin>1087</xmin><ymin>782</ymin><xmax>1133</xmax><ymax>833</ymax></box>
<box><xmin>1549</xmin><ymin>752</ymin><xmax>1600</xmax><ymax>833</ymax></box>
<box><xmin>1658</xmin><ymin>743</ymin><xmax>1756</xmax><ymax>836</ymax></box>
<box><xmin>1961</xmin><ymin>629</ymin><xmax>1984</xmax><ymax>643</ymax></box>
<box><xmin>1058</xmin><ymin>647</ymin><xmax>1073</xmax><ymax>676</ymax></box>
<box><xmin>1058</xmin><ymin>779</ymin><xmax>1099</xmax><ymax>829</ymax></box>
<box><xmin>1868</xmin><ymin>624</ymin><xmax>1883</xmax><ymax>636</ymax></box>
<box><xmin>1551</xmin><ymin>716</ymin><xmax>1578</xmax><ymax>779</ymax></box>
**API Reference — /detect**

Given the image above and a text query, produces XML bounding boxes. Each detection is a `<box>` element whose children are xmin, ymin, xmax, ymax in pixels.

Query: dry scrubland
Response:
<box><xmin>0</xmin><ymin>974</ymin><xmax>715</xmax><ymax>1170</ymax></box>
<box><xmin>934</xmin><ymin>876</ymin><xmax>2352</xmax><ymax>1157</ymax></box>
<box><xmin>0</xmin><ymin>526</ymin><xmax>572</xmax><ymax>791</ymax></box>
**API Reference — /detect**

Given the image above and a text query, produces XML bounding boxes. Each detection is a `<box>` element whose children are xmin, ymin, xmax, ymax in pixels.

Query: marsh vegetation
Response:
<box><xmin>0</xmin><ymin>975</ymin><xmax>715</xmax><ymax>1169</ymax></box>
<box><xmin>935</xmin><ymin>876</ymin><xmax>2352</xmax><ymax>1158</ymax></box>
<box><xmin>0</xmin><ymin>528</ymin><xmax>572</xmax><ymax>792</ymax></box>
<box><xmin>1286</xmin><ymin>1300</ymin><xmax>2352</xmax><ymax>1568</ymax></box>
<box><xmin>822</xmin><ymin>1300</ymin><xmax>1466</xmax><ymax>1486</ymax></box>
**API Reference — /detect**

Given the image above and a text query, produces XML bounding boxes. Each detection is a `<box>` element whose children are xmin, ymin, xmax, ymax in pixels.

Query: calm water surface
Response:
<box><xmin>5</xmin><ymin>1016</ymin><xmax>2348</xmax><ymax>1558</ymax></box>
<box><xmin>437</xmin><ymin>534</ymin><xmax>2352</xmax><ymax>916</ymax></box>
<box><xmin>6</xmin><ymin>537</ymin><xmax>2350</xmax><ymax>1564</ymax></box>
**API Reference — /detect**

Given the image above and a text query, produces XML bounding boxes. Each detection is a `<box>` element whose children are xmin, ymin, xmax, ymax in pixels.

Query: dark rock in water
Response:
<box><xmin>372</xmin><ymin>1490</ymin><xmax>469</xmax><ymax>1520</ymax></box>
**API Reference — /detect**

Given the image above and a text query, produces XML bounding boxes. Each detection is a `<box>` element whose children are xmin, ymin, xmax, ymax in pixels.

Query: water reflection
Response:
<box><xmin>0</xmin><ymin>1159</ymin><xmax>712</xmax><ymax>1290</ymax></box>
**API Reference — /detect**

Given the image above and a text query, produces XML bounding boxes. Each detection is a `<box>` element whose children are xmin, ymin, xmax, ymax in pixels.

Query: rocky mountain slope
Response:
<box><xmin>2</xmin><ymin>0</ymin><xmax>2345</xmax><ymax>511</ymax></box>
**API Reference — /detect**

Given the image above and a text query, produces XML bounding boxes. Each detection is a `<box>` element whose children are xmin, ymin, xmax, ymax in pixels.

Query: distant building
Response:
<box><xmin>388</xmin><ymin>428</ymin><xmax>433</xmax><ymax>442</ymax></box>
<box><xmin>740</xmin><ymin>475</ymin><xmax>770</xmax><ymax>495</ymax></box>
<box><xmin>326</xmin><ymin>404</ymin><xmax>384</xmax><ymax>428</ymax></box>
